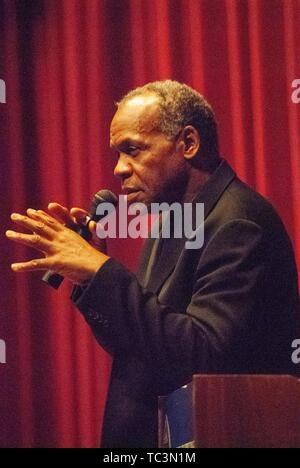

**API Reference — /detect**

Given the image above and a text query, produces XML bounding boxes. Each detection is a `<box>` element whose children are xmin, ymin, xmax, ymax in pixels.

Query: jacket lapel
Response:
<box><xmin>139</xmin><ymin>159</ymin><xmax>236</xmax><ymax>294</ymax></box>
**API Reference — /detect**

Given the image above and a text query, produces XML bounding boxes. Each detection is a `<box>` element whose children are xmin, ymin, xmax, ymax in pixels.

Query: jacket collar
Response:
<box><xmin>137</xmin><ymin>159</ymin><xmax>236</xmax><ymax>293</ymax></box>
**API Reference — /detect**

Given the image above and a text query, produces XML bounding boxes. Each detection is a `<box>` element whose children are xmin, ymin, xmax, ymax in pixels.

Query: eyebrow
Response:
<box><xmin>110</xmin><ymin>138</ymin><xmax>144</xmax><ymax>151</ymax></box>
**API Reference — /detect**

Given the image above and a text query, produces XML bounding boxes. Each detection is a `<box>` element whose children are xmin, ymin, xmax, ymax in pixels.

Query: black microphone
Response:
<box><xmin>42</xmin><ymin>189</ymin><xmax>118</xmax><ymax>289</ymax></box>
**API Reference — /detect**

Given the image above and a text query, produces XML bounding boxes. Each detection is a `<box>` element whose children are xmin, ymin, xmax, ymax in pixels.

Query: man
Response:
<box><xmin>6</xmin><ymin>81</ymin><xmax>299</xmax><ymax>448</ymax></box>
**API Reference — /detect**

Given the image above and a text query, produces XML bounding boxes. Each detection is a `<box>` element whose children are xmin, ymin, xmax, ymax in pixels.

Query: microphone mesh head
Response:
<box><xmin>94</xmin><ymin>190</ymin><xmax>118</xmax><ymax>206</ymax></box>
<box><xmin>89</xmin><ymin>189</ymin><xmax>118</xmax><ymax>220</ymax></box>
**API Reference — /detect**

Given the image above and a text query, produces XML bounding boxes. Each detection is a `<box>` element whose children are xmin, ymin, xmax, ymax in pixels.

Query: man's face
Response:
<box><xmin>110</xmin><ymin>93</ymin><xmax>189</xmax><ymax>207</ymax></box>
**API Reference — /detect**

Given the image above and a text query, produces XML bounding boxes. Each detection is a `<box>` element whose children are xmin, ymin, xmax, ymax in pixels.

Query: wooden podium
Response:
<box><xmin>159</xmin><ymin>375</ymin><xmax>300</xmax><ymax>448</ymax></box>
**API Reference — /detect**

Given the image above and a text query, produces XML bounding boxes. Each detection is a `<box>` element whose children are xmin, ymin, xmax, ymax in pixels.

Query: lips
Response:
<box><xmin>122</xmin><ymin>187</ymin><xmax>140</xmax><ymax>195</ymax></box>
<box><xmin>122</xmin><ymin>188</ymin><xmax>144</xmax><ymax>204</ymax></box>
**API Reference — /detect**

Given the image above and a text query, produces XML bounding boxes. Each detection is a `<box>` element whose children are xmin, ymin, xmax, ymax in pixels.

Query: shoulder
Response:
<box><xmin>210</xmin><ymin>177</ymin><xmax>289</xmax><ymax>237</ymax></box>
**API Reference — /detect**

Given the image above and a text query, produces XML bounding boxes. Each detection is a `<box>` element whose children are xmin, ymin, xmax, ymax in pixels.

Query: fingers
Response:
<box><xmin>70</xmin><ymin>207</ymin><xmax>89</xmax><ymax>225</ymax></box>
<box><xmin>48</xmin><ymin>203</ymin><xmax>76</xmax><ymax>226</ymax></box>
<box><xmin>49</xmin><ymin>203</ymin><xmax>90</xmax><ymax>229</ymax></box>
<box><xmin>88</xmin><ymin>220</ymin><xmax>97</xmax><ymax>234</ymax></box>
<box><xmin>10</xmin><ymin>211</ymin><xmax>55</xmax><ymax>238</ymax></box>
<box><xmin>6</xmin><ymin>230</ymin><xmax>52</xmax><ymax>253</ymax></box>
<box><xmin>27</xmin><ymin>209</ymin><xmax>64</xmax><ymax>231</ymax></box>
<box><xmin>11</xmin><ymin>257</ymin><xmax>50</xmax><ymax>272</ymax></box>
<box><xmin>90</xmin><ymin>221</ymin><xmax>107</xmax><ymax>253</ymax></box>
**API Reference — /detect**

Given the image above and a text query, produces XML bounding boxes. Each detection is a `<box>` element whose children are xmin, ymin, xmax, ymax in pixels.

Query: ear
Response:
<box><xmin>178</xmin><ymin>125</ymin><xmax>200</xmax><ymax>160</ymax></box>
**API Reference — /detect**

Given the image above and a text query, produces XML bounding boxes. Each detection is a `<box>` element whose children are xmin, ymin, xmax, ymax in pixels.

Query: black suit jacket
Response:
<box><xmin>73</xmin><ymin>160</ymin><xmax>299</xmax><ymax>448</ymax></box>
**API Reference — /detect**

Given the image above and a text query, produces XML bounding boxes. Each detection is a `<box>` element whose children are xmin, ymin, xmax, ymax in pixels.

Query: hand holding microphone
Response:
<box><xmin>6</xmin><ymin>190</ymin><xmax>118</xmax><ymax>288</ymax></box>
<box><xmin>43</xmin><ymin>190</ymin><xmax>118</xmax><ymax>288</ymax></box>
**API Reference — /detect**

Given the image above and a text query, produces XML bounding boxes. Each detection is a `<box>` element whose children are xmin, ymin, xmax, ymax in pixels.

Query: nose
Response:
<box><xmin>113</xmin><ymin>154</ymin><xmax>133</xmax><ymax>180</ymax></box>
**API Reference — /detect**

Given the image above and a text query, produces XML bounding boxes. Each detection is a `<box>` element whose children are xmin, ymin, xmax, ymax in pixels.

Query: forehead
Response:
<box><xmin>110</xmin><ymin>94</ymin><xmax>161</xmax><ymax>144</ymax></box>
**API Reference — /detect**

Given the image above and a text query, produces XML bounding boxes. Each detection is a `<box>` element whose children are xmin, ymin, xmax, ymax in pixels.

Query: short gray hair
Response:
<box><xmin>117</xmin><ymin>80</ymin><xmax>219</xmax><ymax>161</ymax></box>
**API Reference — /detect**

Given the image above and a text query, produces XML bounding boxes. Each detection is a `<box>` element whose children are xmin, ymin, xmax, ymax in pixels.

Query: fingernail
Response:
<box><xmin>27</xmin><ymin>208</ymin><xmax>36</xmax><ymax>215</ymax></box>
<box><xmin>11</xmin><ymin>264</ymin><xmax>18</xmax><ymax>271</ymax></box>
<box><xmin>6</xmin><ymin>230</ymin><xmax>14</xmax><ymax>237</ymax></box>
<box><xmin>11</xmin><ymin>213</ymin><xmax>20</xmax><ymax>220</ymax></box>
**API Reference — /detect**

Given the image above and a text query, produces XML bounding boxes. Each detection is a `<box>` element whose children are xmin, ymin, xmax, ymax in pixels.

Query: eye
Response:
<box><xmin>126</xmin><ymin>146</ymin><xmax>140</xmax><ymax>156</ymax></box>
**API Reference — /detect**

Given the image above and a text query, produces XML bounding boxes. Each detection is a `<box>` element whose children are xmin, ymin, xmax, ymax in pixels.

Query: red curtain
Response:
<box><xmin>0</xmin><ymin>0</ymin><xmax>299</xmax><ymax>448</ymax></box>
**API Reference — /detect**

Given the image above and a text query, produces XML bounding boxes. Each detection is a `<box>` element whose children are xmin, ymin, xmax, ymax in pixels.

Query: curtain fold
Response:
<box><xmin>0</xmin><ymin>0</ymin><xmax>299</xmax><ymax>448</ymax></box>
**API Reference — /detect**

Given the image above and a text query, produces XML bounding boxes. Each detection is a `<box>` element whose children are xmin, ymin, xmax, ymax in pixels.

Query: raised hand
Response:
<box><xmin>48</xmin><ymin>202</ymin><xmax>107</xmax><ymax>253</ymax></box>
<box><xmin>6</xmin><ymin>206</ymin><xmax>109</xmax><ymax>285</ymax></box>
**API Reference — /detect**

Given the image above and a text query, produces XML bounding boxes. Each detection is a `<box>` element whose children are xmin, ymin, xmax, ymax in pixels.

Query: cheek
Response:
<box><xmin>133</xmin><ymin>158</ymin><xmax>159</xmax><ymax>187</ymax></box>
<box><xmin>136</xmin><ymin>145</ymin><xmax>182</xmax><ymax>193</ymax></box>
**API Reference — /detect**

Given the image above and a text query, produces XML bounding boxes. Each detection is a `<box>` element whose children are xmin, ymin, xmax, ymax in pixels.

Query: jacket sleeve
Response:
<box><xmin>73</xmin><ymin>219</ymin><xmax>267</xmax><ymax>382</ymax></box>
